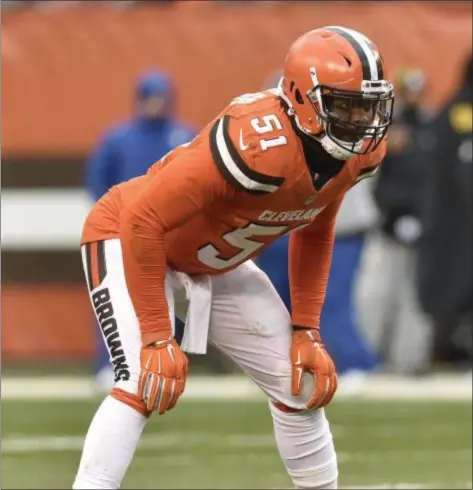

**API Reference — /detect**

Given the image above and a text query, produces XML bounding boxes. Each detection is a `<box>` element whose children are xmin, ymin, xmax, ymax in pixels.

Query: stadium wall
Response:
<box><xmin>2</xmin><ymin>1</ymin><xmax>472</xmax><ymax>361</ymax></box>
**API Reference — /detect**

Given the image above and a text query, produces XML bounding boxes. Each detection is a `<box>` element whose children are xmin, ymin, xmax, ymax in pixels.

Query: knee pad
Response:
<box><xmin>269</xmin><ymin>401</ymin><xmax>338</xmax><ymax>489</ymax></box>
<box><xmin>111</xmin><ymin>388</ymin><xmax>151</xmax><ymax>418</ymax></box>
<box><xmin>291</xmin><ymin>465</ymin><xmax>338</xmax><ymax>489</ymax></box>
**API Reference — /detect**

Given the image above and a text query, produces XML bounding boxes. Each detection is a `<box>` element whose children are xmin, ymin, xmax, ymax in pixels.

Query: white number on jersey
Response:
<box><xmin>251</xmin><ymin>114</ymin><xmax>283</xmax><ymax>133</ymax></box>
<box><xmin>250</xmin><ymin>114</ymin><xmax>287</xmax><ymax>152</ymax></box>
<box><xmin>198</xmin><ymin>223</ymin><xmax>288</xmax><ymax>270</ymax></box>
<box><xmin>231</xmin><ymin>93</ymin><xmax>288</xmax><ymax>152</ymax></box>
<box><xmin>197</xmin><ymin>221</ymin><xmax>315</xmax><ymax>270</ymax></box>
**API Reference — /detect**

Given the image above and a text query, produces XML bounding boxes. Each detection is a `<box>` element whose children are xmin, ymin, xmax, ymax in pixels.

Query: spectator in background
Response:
<box><xmin>359</xmin><ymin>68</ymin><xmax>434</xmax><ymax>375</ymax></box>
<box><xmin>257</xmin><ymin>69</ymin><xmax>379</xmax><ymax>394</ymax></box>
<box><xmin>417</xmin><ymin>55</ymin><xmax>472</xmax><ymax>371</ymax></box>
<box><xmin>85</xmin><ymin>69</ymin><xmax>196</xmax><ymax>389</ymax></box>
<box><xmin>86</xmin><ymin>69</ymin><xmax>195</xmax><ymax>200</ymax></box>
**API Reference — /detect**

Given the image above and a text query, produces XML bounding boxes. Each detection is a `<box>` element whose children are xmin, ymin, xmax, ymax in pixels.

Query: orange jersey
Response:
<box><xmin>82</xmin><ymin>90</ymin><xmax>386</xmax><ymax>343</ymax></box>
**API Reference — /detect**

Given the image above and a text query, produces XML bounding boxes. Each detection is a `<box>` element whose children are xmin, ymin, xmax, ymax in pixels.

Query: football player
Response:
<box><xmin>74</xmin><ymin>26</ymin><xmax>394</xmax><ymax>489</ymax></box>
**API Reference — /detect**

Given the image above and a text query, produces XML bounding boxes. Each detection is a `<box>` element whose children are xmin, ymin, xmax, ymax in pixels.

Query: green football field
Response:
<box><xmin>2</xmin><ymin>397</ymin><xmax>472</xmax><ymax>489</ymax></box>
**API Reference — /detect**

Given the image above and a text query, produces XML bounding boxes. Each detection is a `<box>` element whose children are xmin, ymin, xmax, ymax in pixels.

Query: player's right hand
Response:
<box><xmin>138</xmin><ymin>337</ymin><xmax>188</xmax><ymax>415</ymax></box>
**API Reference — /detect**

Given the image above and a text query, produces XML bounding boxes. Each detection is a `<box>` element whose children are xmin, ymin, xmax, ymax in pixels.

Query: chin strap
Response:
<box><xmin>317</xmin><ymin>132</ymin><xmax>360</xmax><ymax>160</ymax></box>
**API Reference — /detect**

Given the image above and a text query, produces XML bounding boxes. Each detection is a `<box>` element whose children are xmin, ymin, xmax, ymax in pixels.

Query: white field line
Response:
<box><xmin>2</xmin><ymin>423</ymin><xmax>469</xmax><ymax>448</ymax></box>
<box><xmin>2</xmin><ymin>373</ymin><xmax>472</xmax><ymax>401</ymax></box>
<box><xmin>3</xmin><ymin>433</ymin><xmax>472</xmax><ymax>464</ymax></box>
<box><xmin>0</xmin><ymin>376</ymin><xmax>260</xmax><ymax>401</ymax></box>
<box><xmin>3</xmin><ymin>435</ymin><xmax>471</xmax><ymax>489</ymax></box>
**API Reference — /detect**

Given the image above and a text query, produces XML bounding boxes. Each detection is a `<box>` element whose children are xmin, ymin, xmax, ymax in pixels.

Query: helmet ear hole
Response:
<box><xmin>289</xmin><ymin>81</ymin><xmax>295</xmax><ymax>92</ymax></box>
<box><xmin>294</xmin><ymin>89</ymin><xmax>304</xmax><ymax>105</ymax></box>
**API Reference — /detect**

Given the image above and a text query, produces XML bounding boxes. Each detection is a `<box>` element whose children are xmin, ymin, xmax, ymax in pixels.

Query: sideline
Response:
<box><xmin>2</xmin><ymin>373</ymin><xmax>471</xmax><ymax>401</ymax></box>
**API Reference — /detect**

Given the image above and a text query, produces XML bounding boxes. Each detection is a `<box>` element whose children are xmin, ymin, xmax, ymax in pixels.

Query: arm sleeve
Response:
<box><xmin>289</xmin><ymin>196</ymin><xmax>344</xmax><ymax>329</ymax></box>
<box><xmin>119</xmin><ymin>146</ymin><xmax>234</xmax><ymax>346</ymax></box>
<box><xmin>85</xmin><ymin>132</ymin><xmax>120</xmax><ymax>201</ymax></box>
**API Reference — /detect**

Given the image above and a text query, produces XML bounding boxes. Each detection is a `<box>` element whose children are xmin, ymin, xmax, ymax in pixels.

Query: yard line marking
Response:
<box><xmin>1</xmin><ymin>433</ymin><xmax>276</xmax><ymax>453</ymax></box>
<box><xmin>3</xmin><ymin>433</ymin><xmax>472</xmax><ymax>465</ymax></box>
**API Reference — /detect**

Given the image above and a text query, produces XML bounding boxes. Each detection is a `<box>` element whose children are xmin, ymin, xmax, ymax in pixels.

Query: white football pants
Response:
<box><xmin>75</xmin><ymin>238</ymin><xmax>338</xmax><ymax>489</ymax></box>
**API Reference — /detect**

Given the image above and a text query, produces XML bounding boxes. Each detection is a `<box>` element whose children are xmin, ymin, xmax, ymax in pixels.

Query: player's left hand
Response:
<box><xmin>291</xmin><ymin>327</ymin><xmax>337</xmax><ymax>409</ymax></box>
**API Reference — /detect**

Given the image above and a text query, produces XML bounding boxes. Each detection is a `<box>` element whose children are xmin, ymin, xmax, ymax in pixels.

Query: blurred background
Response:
<box><xmin>1</xmin><ymin>1</ymin><xmax>472</xmax><ymax>489</ymax></box>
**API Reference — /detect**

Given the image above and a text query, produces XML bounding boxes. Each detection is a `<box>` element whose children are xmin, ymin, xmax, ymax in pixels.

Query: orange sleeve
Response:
<box><xmin>119</xmin><ymin>142</ymin><xmax>235</xmax><ymax>346</ymax></box>
<box><xmin>289</xmin><ymin>196</ymin><xmax>344</xmax><ymax>330</ymax></box>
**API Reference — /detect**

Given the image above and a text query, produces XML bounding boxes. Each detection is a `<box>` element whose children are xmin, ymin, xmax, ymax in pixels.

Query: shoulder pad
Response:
<box><xmin>209</xmin><ymin>94</ymin><xmax>299</xmax><ymax>194</ymax></box>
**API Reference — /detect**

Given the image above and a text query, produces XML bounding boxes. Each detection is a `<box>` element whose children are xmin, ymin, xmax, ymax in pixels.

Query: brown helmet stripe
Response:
<box><xmin>326</xmin><ymin>26</ymin><xmax>380</xmax><ymax>81</ymax></box>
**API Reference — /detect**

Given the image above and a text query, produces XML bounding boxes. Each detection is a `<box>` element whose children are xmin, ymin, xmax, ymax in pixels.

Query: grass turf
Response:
<box><xmin>2</xmin><ymin>398</ymin><xmax>471</xmax><ymax>489</ymax></box>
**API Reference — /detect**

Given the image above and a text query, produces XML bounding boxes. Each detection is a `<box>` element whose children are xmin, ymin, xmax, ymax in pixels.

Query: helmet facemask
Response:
<box><xmin>307</xmin><ymin>80</ymin><xmax>394</xmax><ymax>158</ymax></box>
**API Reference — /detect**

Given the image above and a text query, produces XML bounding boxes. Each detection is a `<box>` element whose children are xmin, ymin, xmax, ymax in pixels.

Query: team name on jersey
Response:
<box><xmin>258</xmin><ymin>207</ymin><xmax>325</xmax><ymax>222</ymax></box>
